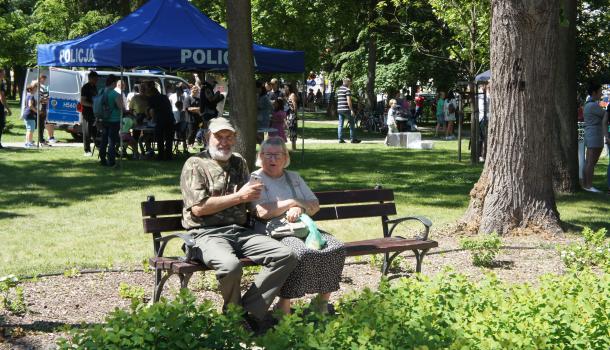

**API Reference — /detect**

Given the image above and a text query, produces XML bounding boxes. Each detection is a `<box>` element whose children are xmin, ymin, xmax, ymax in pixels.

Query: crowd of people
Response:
<box><xmin>76</xmin><ymin>71</ymin><xmax>227</xmax><ymax>166</ymax></box>
<box><xmin>256</xmin><ymin>78</ymin><xmax>299</xmax><ymax>149</ymax></box>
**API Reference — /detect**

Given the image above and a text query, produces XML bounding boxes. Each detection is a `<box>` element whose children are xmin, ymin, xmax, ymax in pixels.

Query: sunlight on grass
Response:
<box><xmin>0</xmin><ymin>108</ymin><xmax>608</xmax><ymax>276</ymax></box>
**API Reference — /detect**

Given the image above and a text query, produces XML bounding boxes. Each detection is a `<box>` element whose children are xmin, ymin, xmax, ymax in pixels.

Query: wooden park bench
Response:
<box><xmin>141</xmin><ymin>187</ymin><xmax>438</xmax><ymax>302</ymax></box>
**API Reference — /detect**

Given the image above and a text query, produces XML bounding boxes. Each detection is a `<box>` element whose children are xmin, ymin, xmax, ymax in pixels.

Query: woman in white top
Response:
<box><xmin>251</xmin><ymin>137</ymin><xmax>346</xmax><ymax>315</ymax></box>
<box><xmin>443</xmin><ymin>91</ymin><xmax>457</xmax><ymax>140</ymax></box>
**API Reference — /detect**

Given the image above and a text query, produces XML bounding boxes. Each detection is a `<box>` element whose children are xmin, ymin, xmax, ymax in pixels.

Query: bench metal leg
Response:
<box><xmin>178</xmin><ymin>272</ymin><xmax>193</xmax><ymax>290</ymax></box>
<box><xmin>153</xmin><ymin>269</ymin><xmax>173</xmax><ymax>303</ymax></box>
<box><xmin>412</xmin><ymin>248</ymin><xmax>430</xmax><ymax>273</ymax></box>
<box><xmin>382</xmin><ymin>252</ymin><xmax>401</xmax><ymax>275</ymax></box>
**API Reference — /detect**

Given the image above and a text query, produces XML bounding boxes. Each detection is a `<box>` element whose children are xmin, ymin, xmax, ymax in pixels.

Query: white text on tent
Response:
<box><xmin>59</xmin><ymin>48</ymin><xmax>96</xmax><ymax>64</ymax></box>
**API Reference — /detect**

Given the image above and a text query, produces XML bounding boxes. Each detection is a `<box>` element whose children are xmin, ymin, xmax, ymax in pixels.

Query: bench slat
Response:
<box><xmin>150</xmin><ymin>256</ymin><xmax>255</xmax><ymax>274</ymax></box>
<box><xmin>345</xmin><ymin>237</ymin><xmax>438</xmax><ymax>256</ymax></box>
<box><xmin>143</xmin><ymin>216</ymin><xmax>183</xmax><ymax>233</ymax></box>
<box><xmin>315</xmin><ymin>189</ymin><xmax>394</xmax><ymax>205</ymax></box>
<box><xmin>312</xmin><ymin>203</ymin><xmax>397</xmax><ymax>221</ymax></box>
<box><xmin>142</xmin><ymin>200</ymin><xmax>183</xmax><ymax>216</ymax></box>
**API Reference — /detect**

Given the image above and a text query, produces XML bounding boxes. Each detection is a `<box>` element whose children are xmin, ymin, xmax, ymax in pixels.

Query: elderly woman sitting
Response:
<box><xmin>251</xmin><ymin>137</ymin><xmax>346</xmax><ymax>315</ymax></box>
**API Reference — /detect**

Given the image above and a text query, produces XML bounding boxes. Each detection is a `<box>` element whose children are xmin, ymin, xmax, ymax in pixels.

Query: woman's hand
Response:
<box><xmin>285</xmin><ymin>206</ymin><xmax>303</xmax><ymax>222</ymax></box>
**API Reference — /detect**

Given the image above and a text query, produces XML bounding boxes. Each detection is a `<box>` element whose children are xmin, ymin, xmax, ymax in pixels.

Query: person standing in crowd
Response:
<box><xmin>80</xmin><ymin>71</ymin><xmax>98</xmax><ymax>157</ymax></box>
<box><xmin>200</xmin><ymin>75</ymin><xmax>224</xmax><ymax>121</ymax></box>
<box><xmin>414</xmin><ymin>92</ymin><xmax>425</xmax><ymax>124</ymax></box>
<box><xmin>284</xmin><ymin>84</ymin><xmax>299</xmax><ymax>150</ymax></box>
<box><xmin>179</xmin><ymin>118</ymin><xmax>297</xmax><ymax>331</ymax></box>
<box><xmin>435</xmin><ymin>91</ymin><xmax>445</xmax><ymax>137</ymax></box>
<box><xmin>478</xmin><ymin>85</ymin><xmax>491</xmax><ymax>161</ymax></box>
<box><xmin>268</xmin><ymin>78</ymin><xmax>284</xmax><ymax>103</ymax></box>
<box><xmin>270</xmin><ymin>99</ymin><xmax>287</xmax><ymax>142</ymax></box>
<box><xmin>256</xmin><ymin>81</ymin><xmax>272</xmax><ymax>144</ymax></box>
<box><xmin>604</xmin><ymin>103</ymin><xmax>609</xmax><ymax>195</ymax></box>
<box><xmin>0</xmin><ymin>69</ymin><xmax>11</xmax><ymax>149</ymax></box>
<box><xmin>184</xmin><ymin>84</ymin><xmax>201</xmax><ymax>148</ymax></box>
<box><xmin>35</xmin><ymin>74</ymin><xmax>54</xmax><ymax>144</ymax></box>
<box><xmin>98</xmin><ymin>75</ymin><xmax>123</xmax><ymax>167</ymax></box>
<box><xmin>582</xmin><ymin>82</ymin><xmax>606</xmax><ymax>193</ymax></box>
<box><xmin>336</xmin><ymin>78</ymin><xmax>361</xmax><ymax>144</ymax></box>
<box><xmin>21</xmin><ymin>81</ymin><xmax>38</xmax><ymax>148</ymax></box>
<box><xmin>385</xmin><ymin>99</ymin><xmax>400</xmax><ymax>146</ymax></box>
<box><xmin>146</xmin><ymin>81</ymin><xmax>174</xmax><ymax>161</ymax></box>
<box><xmin>444</xmin><ymin>91</ymin><xmax>457</xmax><ymax>140</ymax></box>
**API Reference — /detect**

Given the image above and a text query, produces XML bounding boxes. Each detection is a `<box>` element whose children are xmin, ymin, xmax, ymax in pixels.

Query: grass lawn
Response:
<box><xmin>1</xmin><ymin>100</ymin><xmax>608</xmax><ymax>277</ymax></box>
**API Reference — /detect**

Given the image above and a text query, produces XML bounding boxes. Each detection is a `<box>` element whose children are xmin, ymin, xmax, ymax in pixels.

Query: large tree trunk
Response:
<box><xmin>460</xmin><ymin>0</ymin><xmax>562</xmax><ymax>236</ymax></box>
<box><xmin>225</xmin><ymin>0</ymin><xmax>257</xmax><ymax>170</ymax></box>
<box><xmin>552</xmin><ymin>0</ymin><xmax>579</xmax><ymax>193</ymax></box>
<box><xmin>365</xmin><ymin>0</ymin><xmax>377</xmax><ymax>112</ymax></box>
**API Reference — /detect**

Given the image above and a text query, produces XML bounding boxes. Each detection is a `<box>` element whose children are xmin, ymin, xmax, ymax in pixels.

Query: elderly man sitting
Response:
<box><xmin>179</xmin><ymin>117</ymin><xmax>297</xmax><ymax>330</ymax></box>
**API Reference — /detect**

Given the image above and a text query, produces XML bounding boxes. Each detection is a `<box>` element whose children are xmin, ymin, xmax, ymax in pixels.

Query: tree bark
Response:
<box><xmin>365</xmin><ymin>0</ymin><xmax>377</xmax><ymax>112</ymax></box>
<box><xmin>225</xmin><ymin>0</ymin><xmax>257</xmax><ymax>170</ymax></box>
<box><xmin>460</xmin><ymin>0</ymin><xmax>562</xmax><ymax>236</ymax></box>
<box><xmin>552</xmin><ymin>0</ymin><xmax>579</xmax><ymax>193</ymax></box>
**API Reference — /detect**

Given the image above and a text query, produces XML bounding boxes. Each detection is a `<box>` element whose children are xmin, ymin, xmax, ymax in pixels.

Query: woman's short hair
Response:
<box><xmin>106</xmin><ymin>74</ymin><xmax>118</xmax><ymax>86</ymax></box>
<box><xmin>389</xmin><ymin>99</ymin><xmax>396</xmax><ymax>106</ymax></box>
<box><xmin>256</xmin><ymin>136</ymin><xmax>290</xmax><ymax>168</ymax></box>
<box><xmin>587</xmin><ymin>82</ymin><xmax>602</xmax><ymax>96</ymax></box>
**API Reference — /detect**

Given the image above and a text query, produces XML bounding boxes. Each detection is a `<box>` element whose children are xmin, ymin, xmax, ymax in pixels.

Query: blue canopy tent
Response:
<box><xmin>36</xmin><ymin>0</ymin><xmax>304</xmax><ymax>72</ymax></box>
<box><xmin>35</xmin><ymin>0</ymin><xmax>307</xmax><ymax>157</ymax></box>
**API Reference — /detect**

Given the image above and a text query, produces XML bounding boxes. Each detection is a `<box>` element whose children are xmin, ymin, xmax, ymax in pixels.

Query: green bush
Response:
<box><xmin>460</xmin><ymin>232</ymin><xmax>502</xmax><ymax>267</ymax></box>
<box><xmin>57</xmin><ymin>272</ymin><xmax>610</xmax><ymax>350</ymax></box>
<box><xmin>559</xmin><ymin>227</ymin><xmax>610</xmax><ymax>272</ymax></box>
<box><xmin>57</xmin><ymin>290</ymin><xmax>251</xmax><ymax>350</ymax></box>
<box><xmin>258</xmin><ymin>270</ymin><xmax>610</xmax><ymax>350</ymax></box>
<box><xmin>0</xmin><ymin>275</ymin><xmax>27</xmax><ymax>316</ymax></box>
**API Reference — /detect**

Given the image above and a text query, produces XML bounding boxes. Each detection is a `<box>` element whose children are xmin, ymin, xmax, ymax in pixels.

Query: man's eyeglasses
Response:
<box><xmin>263</xmin><ymin>153</ymin><xmax>285</xmax><ymax>159</ymax></box>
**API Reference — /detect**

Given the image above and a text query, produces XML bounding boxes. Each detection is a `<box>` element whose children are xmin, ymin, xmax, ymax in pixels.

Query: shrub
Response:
<box><xmin>559</xmin><ymin>227</ymin><xmax>610</xmax><ymax>272</ymax></box>
<box><xmin>57</xmin><ymin>272</ymin><xmax>610</xmax><ymax>350</ymax></box>
<box><xmin>0</xmin><ymin>275</ymin><xmax>27</xmax><ymax>316</ymax></box>
<box><xmin>258</xmin><ymin>270</ymin><xmax>610</xmax><ymax>349</ymax></box>
<box><xmin>57</xmin><ymin>290</ymin><xmax>251</xmax><ymax>350</ymax></box>
<box><xmin>118</xmin><ymin>282</ymin><xmax>146</xmax><ymax>306</ymax></box>
<box><xmin>460</xmin><ymin>232</ymin><xmax>502</xmax><ymax>267</ymax></box>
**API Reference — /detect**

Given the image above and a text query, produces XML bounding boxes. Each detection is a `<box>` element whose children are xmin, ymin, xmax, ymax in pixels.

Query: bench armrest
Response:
<box><xmin>154</xmin><ymin>233</ymin><xmax>196</xmax><ymax>261</ymax></box>
<box><xmin>385</xmin><ymin>216</ymin><xmax>432</xmax><ymax>240</ymax></box>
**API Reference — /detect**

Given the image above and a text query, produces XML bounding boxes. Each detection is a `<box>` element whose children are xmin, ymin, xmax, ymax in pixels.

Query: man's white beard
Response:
<box><xmin>209</xmin><ymin>144</ymin><xmax>232</xmax><ymax>161</ymax></box>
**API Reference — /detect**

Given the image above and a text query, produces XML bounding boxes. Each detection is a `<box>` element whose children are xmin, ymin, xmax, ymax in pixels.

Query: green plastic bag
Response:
<box><xmin>300</xmin><ymin>214</ymin><xmax>326</xmax><ymax>250</ymax></box>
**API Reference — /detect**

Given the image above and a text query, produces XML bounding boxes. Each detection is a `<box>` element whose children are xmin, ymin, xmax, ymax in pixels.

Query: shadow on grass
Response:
<box><xmin>0</xmin><ymin>149</ymin><xmax>185</xmax><ymax>210</ymax></box>
<box><xmin>291</xmin><ymin>146</ymin><xmax>482</xmax><ymax>209</ymax></box>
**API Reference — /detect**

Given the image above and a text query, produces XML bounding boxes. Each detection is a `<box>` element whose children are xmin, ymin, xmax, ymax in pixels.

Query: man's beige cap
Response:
<box><xmin>208</xmin><ymin>117</ymin><xmax>235</xmax><ymax>133</ymax></box>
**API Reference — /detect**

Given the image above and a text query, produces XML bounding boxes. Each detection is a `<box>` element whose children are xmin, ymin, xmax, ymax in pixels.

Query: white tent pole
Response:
<box><xmin>35</xmin><ymin>67</ymin><xmax>41</xmax><ymax>147</ymax></box>
<box><xmin>118</xmin><ymin>66</ymin><xmax>124</xmax><ymax>168</ymax></box>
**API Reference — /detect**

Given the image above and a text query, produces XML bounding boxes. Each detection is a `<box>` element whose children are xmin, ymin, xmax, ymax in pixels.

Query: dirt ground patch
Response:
<box><xmin>0</xmin><ymin>234</ymin><xmax>573</xmax><ymax>349</ymax></box>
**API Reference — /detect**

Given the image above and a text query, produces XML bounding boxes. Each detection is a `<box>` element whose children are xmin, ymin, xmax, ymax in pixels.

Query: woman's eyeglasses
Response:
<box><xmin>263</xmin><ymin>153</ymin><xmax>285</xmax><ymax>159</ymax></box>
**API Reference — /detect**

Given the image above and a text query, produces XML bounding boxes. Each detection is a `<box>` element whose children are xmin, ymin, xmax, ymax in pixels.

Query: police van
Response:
<box><xmin>22</xmin><ymin>67</ymin><xmax>189</xmax><ymax>139</ymax></box>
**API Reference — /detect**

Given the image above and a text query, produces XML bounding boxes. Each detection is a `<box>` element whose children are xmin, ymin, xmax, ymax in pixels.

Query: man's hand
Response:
<box><xmin>236</xmin><ymin>182</ymin><xmax>263</xmax><ymax>202</ymax></box>
<box><xmin>285</xmin><ymin>206</ymin><xmax>303</xmax><ymax>222</ymax></box>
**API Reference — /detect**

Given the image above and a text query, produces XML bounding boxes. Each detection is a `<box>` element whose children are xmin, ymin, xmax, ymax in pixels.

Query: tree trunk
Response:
<box><xmin>225</xmin><ymin>0</ymin><xmax>257</xmax><ymax>170</ymax></box>
<box><xmin>365</xmin><ymin>0</ymin><xmax>377</xmax><ymax>112</ymax></box>
<box><xmin>460</xmin><ymin>0</ymin><xmax>562</xmax><ymax>236</ymax></box>
<box><xmin>552</xmin><ymin>0</ymin><xmax>579</xmax><ymax>193</ymax></box>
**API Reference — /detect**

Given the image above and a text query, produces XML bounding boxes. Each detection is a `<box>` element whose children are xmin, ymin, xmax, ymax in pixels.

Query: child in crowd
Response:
<box><xmin>120</xmin><ymin>114</ymin><xmax>140</xmax><ymax>159</ymax></box>
<box><xmin>384</xmin><ymin>99</ymin><xmax>400</xmax><ymax>146</ymax></box>
<box><xmin>21</xmin><ymin>82</ymin><xmax>38</xmax><ymax>148</ymax></box>
<box><xmin>270</xmin><ymin>99</ymin><xmax>287</xmax><ymax>141</ymax></box>
<box><xmin>174</xmin><ymin>100</ymin><xmax>188</xmax><ymax>153</ymax></box>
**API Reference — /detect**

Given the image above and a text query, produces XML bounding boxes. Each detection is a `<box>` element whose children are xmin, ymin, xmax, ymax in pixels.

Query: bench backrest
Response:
<box><xmin>141</xmin><ymin>188</ymin><xmax>396</xmax><ymax>235</ymax></box>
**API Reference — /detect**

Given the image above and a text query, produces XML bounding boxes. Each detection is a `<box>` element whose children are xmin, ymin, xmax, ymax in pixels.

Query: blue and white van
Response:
<box><xmin>22</xmin><ymin>67</ymin><xmax>189</xmax><ymax>138</ymax></box>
